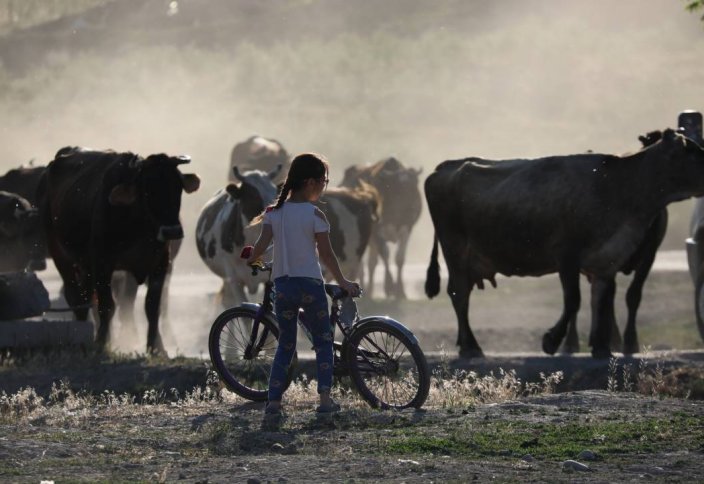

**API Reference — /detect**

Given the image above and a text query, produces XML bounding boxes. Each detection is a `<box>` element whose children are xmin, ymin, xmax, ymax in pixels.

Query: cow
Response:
<box><xmin>0</xmin><ymin>164</ymin><xmax>49</xmax><ymax>269</ymax></box>
<box><xmin>424</xmin><ymin>129</ymin><xmax>704</xmax><ymax>359</ymax></box>
<box><xmin>196</xmin><ymin>166</ymin><xmax>281</xmax><ymax>308</ymax></box>
<box><xmin>0</xmin><ymin>161</ymin><xmax>175</xmax><ymax>335</ymax></box>
<box><xmin>0</xmin><ymin>191</ymin><xmax>44</xmax><ymax>272</ymax></box>
<box><xmin>340</xmin><ymin>157</ymin><xmax>422</xmax><ymax>299</ymax></box>
<box><xmin>38</xmin><ymin>148</ymin><xmax>200</xmax><ymax>354</ymax></box>
<box><xmin>316</xmin><ymin>183</ymin><xmax>381</xmax><ymax>283</ymax></box>
<box><xmin>229</xmin><ymin>135</ymin><xmax>290</xmax><ymax>185</ymax></box>
<box><xmin>315</xmin><ymin>183</ymin><xmax>381</xmax><ymax>325</ymax></box>
<box><xmin>0</xmin><ymin>165</ymin><xmax>46</xmax><ymax>207</ymax></box>
<box><xmin>559</xmin><ymin>131</ymin><xmax>668</xmax><ymax>355</ymax></box>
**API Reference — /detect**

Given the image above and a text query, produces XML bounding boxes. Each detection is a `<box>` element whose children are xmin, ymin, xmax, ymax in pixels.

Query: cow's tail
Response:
<box><xmin>425</xmin><ymin>234</ymin><xmax>441</xmax><ymax>299</ymax></box>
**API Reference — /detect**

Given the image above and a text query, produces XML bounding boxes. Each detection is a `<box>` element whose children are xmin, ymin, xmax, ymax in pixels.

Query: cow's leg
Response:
<box><xmin>113</xmin><ymin>271</ymin><xmax>139</xmax><ymax>342</ymax></box>
<box><xmin>394</xmin><ymin>226</ymin><xmax>411</xmax><ymax>300</ymax></box>
<box><xmin>622</xmin><ymin>252</ymin><xmax>659</xmax><ymax>356</ymax></box>
<box><xmin>376</xmin><ymin>235</ymin><xmax>394</xmax><ymax>299</ymax></box>
<box><xmin>94</xmin><ymin>267</ymin><xmax>116</xmax><ymax>351</ymax></box>
<box><xmin>366</xmin><ymin>237</ymin><xmax>379</xmax><ymax>298</ymax></box>
<box><xmin>445</xmin><ymin>267</ymin><xmax>483</xmax><ymax>358</ymax></box>
<box><xmin>157</xmin><ymin>267</ymin><xmax>176</xmax><ymax>346</ymax></box>
<box><xmin>542</xmin><ymin>264</ymin><xmax>581</xmax><ymax>355</ymax></box>
<box><xmin>589</xmin><ymin>276</ymin><xmax>616</xmax><ymax>359</ymax></box>
<box><xmin>145</xmin><ymin>254</ymin><xmax>169</xmax><ymax>356</ymax></box>
<box><xmin>561</xmin><ymin>314</ymin><xmax>580</xmax><ymax>354</ymax></box>
<box><xmin>51</xmin><ymin>250</ymin><xmax>91</xmax><ymax>321</ymax></box>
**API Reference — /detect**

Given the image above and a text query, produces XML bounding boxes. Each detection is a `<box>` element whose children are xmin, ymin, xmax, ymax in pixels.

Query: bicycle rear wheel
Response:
<box><xmin>346</xmin><ymin>319</ymin><xmax>430</xmax><ymax>409</ymax></box>
<box><xmin>208</xmin><ymin>307</ymin><xmax>295</xmax><ymax>402</ymax></box>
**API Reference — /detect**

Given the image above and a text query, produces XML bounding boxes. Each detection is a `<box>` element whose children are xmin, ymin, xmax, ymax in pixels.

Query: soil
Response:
<box><xmin>1</xmin><ymin>269</ymin><xmax>704</xmax><ymax>482</ymax></box>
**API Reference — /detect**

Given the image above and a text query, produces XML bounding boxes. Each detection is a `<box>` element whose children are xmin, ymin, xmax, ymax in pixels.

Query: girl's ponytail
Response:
<box><xmin>273</xmin><ymin>182</ymin><xmax>291</xmax><ymax>210</ymax></box>
<box><xmin>250</xmin><ymin>181</ymin><xmax>290</xmax><ymax>226</ymax></box>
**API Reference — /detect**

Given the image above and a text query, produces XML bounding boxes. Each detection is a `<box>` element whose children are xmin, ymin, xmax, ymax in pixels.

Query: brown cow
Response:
<box><xmin>341</xmin><ymin>157</ymin><xmax>422</xmax><ymax>299</ymax></box>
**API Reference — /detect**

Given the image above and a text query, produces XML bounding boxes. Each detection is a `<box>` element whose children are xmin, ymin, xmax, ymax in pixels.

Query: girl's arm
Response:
<box><xmin>246</xmin><ymin>224</ymin><xmax>273</xmax><ymax>264</ymax></box>
<box><xmin>315</xmin><ymin>231</ymin><xmax>360</xmax><ymax>296</ymax></box>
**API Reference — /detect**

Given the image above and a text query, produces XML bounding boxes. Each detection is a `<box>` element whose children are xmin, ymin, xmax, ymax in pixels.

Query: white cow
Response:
<box><xmin>196</xmin><ymin>166</ymin><xmax>280</xmax><ymax>308</ymax></box>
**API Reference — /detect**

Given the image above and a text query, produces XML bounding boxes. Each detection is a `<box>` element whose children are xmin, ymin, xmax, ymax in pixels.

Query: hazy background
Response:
<box><xmin>1</xmin><ymin>0</ymin><xmax>703</xmax><ymax>274</ymax></box>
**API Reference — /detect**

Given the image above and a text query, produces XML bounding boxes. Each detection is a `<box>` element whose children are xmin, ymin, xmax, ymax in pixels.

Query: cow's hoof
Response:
<box><xmin>591</xmin><ymin>347</ymin><xmax>612</xmax><ymax>359</ymax></box>
<box><xmin>459</xmin><ymin>347</ymin><xmax>484</xmax><ymax>359</ymax></box>
<box><xmin>559</xmin><ymin>344</ymin><xmax>579</xmax><ymax>355</ymax></box>
<box><xmin>622</xmin><ymin>342</ymin><xmax>639</xmax><ymax>356</ymax></box>
<box><xmin>542</xmin><ymin>333</ymin><xmax>559</xmax><ymax>355</ymax></box>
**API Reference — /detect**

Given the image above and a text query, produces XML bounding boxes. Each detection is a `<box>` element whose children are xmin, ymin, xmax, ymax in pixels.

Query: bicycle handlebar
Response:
<box><xmin>248</xmin><ymin>260</ymin><xmax>272</xmax><ymax>276</ymax></box>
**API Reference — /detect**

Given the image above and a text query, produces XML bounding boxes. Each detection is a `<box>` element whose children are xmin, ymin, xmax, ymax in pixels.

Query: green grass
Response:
<box><xmin>381</xmin><ymin>414</ymin><xmax>704</xmax><ymax>459</ymax></box>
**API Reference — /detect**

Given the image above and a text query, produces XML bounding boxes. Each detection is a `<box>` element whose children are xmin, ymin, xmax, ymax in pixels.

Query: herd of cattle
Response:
<box><xmin>2</xmin><ymin>128</ymin><xmax>704</xmax><ymax>359</ymax></box>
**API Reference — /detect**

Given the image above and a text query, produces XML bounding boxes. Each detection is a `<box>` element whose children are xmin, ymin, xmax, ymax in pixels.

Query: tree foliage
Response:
<box><xmin>685</xmin><ymin>0</ymin><xmax>704</xmax><ymax>20</ymax></box>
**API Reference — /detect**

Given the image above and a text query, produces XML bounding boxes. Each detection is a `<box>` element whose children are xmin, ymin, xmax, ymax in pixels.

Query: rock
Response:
<box><xmin>246</xmin><ymin>479</ymin><xmax>261</xmax><ymax>484</ymax></box>
<box><xmin>521</xmin><ymin>454</ymin><xmax>535</xmax><ymax>462</ymax></box>
<box><xmin>577</xmin><ymin>450</ymin><xmax>597</xmax><ymax>461</ymax></box>
<box><xmin>562</xmin><ymin>460</ymin><xmax>591</xmax><ymax>472</ymax></box>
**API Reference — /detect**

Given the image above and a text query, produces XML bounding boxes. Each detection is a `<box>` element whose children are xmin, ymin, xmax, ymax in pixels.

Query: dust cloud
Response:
<box><xmin>1</xmin><ymin>0</ymin><xmax>703</xmax><ymax>354</ymax></box>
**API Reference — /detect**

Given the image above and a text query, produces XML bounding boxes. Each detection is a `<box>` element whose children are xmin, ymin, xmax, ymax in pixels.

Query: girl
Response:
<box><xmin>246</xmin><ymin>153</ymin><xmax>360</xmax><ymax>414</ymax></box>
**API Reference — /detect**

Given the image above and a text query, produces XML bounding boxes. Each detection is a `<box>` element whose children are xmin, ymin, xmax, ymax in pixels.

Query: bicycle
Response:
<box><xmin>208</xmin><ymin>260</ymin><xmax>430</xmax><ymax>409</ymax></box>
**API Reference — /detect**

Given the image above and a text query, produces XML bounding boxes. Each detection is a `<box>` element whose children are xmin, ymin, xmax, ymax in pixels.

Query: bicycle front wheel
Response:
<box><xmin>346</xmin><ymin>319</ymin><xmax>430</xmax><ymax>409</ymax></box>
<box><xmin>208</xmin><ymin>307</ymin><xmax>295</xmax><ymax>402</ymax></box>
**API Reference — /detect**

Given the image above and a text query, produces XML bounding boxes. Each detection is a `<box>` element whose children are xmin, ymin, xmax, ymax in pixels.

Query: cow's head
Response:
<box><xmin>229</xmin><ymin>136</ymin><xmax>290</xmax><ymax>184</ymax></box>
<box><xmin>0</xmin><ymin>191</ymin><xmax>45</xmax><ymax>271</ymax></box>
<box><xmin>108</xmin><ymin>154</ymin><xmax>200</xmax><ymax>241</ymax></box>
<box><xmin>649</xmin><ymin>128</ymin><xmax>704</xmax><ymax>200</ymax></box>
<box><xmin>226</xmin><ymin>166</ymin><xmax>280</xmax><ymax>221</ymax></box>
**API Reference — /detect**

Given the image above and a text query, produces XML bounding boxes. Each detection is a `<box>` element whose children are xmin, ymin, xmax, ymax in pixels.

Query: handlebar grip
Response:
<box><xmin>250</xmin><ymin>260</ymin><xmax>265</xmax><ymax>276</ymax></box>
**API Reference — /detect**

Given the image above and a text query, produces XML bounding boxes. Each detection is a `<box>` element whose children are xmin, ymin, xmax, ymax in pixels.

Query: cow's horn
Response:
<box><xmin>174</xmin><ymin>155</ymin><xmax>191</xmax><ymax>165</ymax></box>
<box><xmin>268</xmin><ymin>163</ymin><xmax>283</xmax><ymax>180</ymax></box>
<box><xmin>232</xmin><ymin>165</ymin><xmax>245</xmax><ymax>182</ymax></box>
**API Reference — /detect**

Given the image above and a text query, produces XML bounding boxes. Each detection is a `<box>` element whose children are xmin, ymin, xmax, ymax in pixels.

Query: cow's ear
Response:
<box><xmin>225</xmin><ymin>183</ymin><xmax>241</xmax><ymax>199</ymax></box>
<box><xmin>662</xmin><ymin>128</ymin><xmax>677</xmax><ymax>144</ymax></box>
<box><xmin>181</xmin><ymin>173</ymin><xmax>201</xmax><ymax>193</ymax></box>
<box><xmin>108</xmin><ymin>183</ymin><xmax>137</xmax><ymax>206</ymax></box>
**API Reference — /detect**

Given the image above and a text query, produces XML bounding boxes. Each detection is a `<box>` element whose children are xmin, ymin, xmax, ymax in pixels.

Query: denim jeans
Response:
<box><xmin>268</xmin><ymin>276</ymin><xmax>333</xmax><ymax>401</ymax></box>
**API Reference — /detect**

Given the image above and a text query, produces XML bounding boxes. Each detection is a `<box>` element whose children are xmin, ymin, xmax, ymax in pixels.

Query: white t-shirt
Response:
<box><xmin>263</xmin><ymin>201</ymin><xmax>330</xmax><ymax>280</ymax></box>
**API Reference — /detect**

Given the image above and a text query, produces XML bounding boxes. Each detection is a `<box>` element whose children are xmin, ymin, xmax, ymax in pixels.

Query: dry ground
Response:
<box><xmin>1</xmin><ymin>267</ymin><xmax>704</xmax><ymax>482</ymax></box>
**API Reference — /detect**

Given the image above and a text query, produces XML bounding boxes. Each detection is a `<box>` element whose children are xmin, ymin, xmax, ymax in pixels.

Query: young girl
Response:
<box><xmin>246</xmin><ymin>153</ymin><xmax>360</xmax><ymax>414</ymax></box>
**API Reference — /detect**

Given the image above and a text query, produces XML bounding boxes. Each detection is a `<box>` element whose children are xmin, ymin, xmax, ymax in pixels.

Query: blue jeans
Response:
<box><xmin>268</xmin><ymin>276</ymin><xmax>333</xmax><ymax>401</ymax></box>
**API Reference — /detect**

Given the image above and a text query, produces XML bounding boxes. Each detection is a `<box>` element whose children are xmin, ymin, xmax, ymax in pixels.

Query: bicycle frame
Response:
<box><xmin>243</xmin><ymin>262</ymin><xmax>415</xmax><ymax>379</ymax></box>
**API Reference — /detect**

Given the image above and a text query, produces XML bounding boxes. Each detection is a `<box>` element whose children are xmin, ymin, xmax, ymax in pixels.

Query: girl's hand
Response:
<box><xmin>340</xmin><ymin>280</ymin><xmax>361</xmax><ymax>297</ymax></box>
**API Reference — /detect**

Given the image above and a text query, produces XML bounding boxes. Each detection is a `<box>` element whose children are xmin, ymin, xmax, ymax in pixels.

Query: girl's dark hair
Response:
<box><xmin>273</xmin><ymin>153</ymin><xmax>328</xmax><ymax>209</ymax></box>
<box><xmin>251</xmin><ymin>153</ymin><xmax>328</xmax><ymax>224</ymax></box>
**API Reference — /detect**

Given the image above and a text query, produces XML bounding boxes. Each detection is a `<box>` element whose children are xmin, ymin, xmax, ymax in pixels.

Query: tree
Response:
<box><xmin>685</xmin><ymin>0</ymin><xmax>704</xmax><ymax>21</ymax></box>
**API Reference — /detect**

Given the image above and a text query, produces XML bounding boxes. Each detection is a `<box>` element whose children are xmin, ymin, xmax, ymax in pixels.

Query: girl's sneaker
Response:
<box><xmin>316</xmin><ymin>400</ymin><xmax>341</xmax><ymax>413</ymax></box>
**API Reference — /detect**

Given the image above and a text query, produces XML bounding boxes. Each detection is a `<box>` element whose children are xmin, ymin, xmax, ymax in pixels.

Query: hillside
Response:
<box><xmin>1</xmin><ymin>0</ymin><xmax>703</xmax><ymax>267</ymax></box>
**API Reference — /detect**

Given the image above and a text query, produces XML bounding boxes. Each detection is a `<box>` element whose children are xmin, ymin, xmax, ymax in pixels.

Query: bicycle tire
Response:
<box><xmin>208</xmin><ymin>306</ymin><xmax>296</xmax><ymax>401</ymax></box>
<box><xmin>345</xmin><ymin>318</ymin><xmax>430</xmax><ymax>409</ymax></box>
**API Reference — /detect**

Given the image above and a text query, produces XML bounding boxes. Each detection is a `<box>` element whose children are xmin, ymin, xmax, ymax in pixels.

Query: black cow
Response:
<box><xmin>425</xmin><ymin>129</ymin><xmax>704</xmax><ymax>358</ymax></box>
<box><xmin>0</xmin><ymin>165</ymin><xmax>46</xmax><ymax>206</ymax></box>
<box><xmin>39</xmin><ymin>148</ymin><xmax>200</xmax><ymax>354</ymax></box>
<box><xmin>559</xmin><ymin>131</ymin><xmax>668</xmax><ymax>355</ymax></box>
<box><xmin>0</xmin><ymin>164</ymin><xmax>49</xmax><ymax>269</ymax></box>
<box><xmin>0</xmin><ymin>191</ymin><xmax>44</xmax><ymax>272</ymax></box>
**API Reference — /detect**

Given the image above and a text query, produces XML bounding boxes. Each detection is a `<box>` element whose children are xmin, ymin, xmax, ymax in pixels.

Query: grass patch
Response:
<box><xmin>381</xmin><ymin>414</ymin><xmax>704</xmax><ymax>459</ymax></box>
